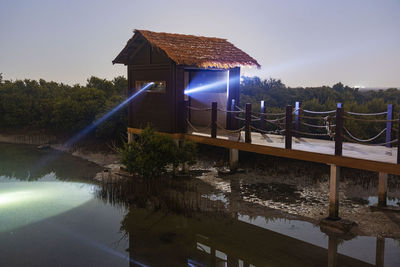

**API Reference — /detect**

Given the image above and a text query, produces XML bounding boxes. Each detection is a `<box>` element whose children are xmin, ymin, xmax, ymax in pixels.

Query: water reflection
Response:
<box><xmin>0</xmin><ymin>143</ymin><xmax>102</xmax><ymax>181</ymax></box>
<box><xmin>97</xmin><ymin>176</ymin><xmax>400</xmax><ymax>266</ymax></box>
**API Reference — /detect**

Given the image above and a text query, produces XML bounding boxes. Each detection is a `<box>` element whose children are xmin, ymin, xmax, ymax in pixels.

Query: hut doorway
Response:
<box><xmin>185</xmin><ymin>69</ymin><xmax>229</xmax><ymax>130</ymax></box>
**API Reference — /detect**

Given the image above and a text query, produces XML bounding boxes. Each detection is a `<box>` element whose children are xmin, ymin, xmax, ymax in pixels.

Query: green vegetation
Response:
<box><xmin>0</xmin><ymin>76</ymin><xmax>127</xmax><ymax>141</ymax></box>
<box><xmin>119</xmin><ymin>127</ymin><xmax>197</xmax><ymax>178</ymax></box>
<box><xmin>241</xmin><ymin>77</ymin><xmax>400</xmax><ymax>113</ymax></box>
<box><xmin>0</xmin><ymin>75</ymin><xmax>398</xmax><ymax>144</ymax></box>
<box><xmin>240</xmin><ymin>77</ymin><xmax>399</xmax><ymax>143</ymax></box>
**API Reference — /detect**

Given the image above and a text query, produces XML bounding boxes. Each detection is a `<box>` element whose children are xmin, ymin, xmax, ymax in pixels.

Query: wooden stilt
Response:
<box><xmin>127</xmin><ymin>131</ymin><xmax>133</xmax><ymax>143</ymax></box>
<box><xmin>328</xmin><ymin>164</ymin><xmax>340</xmax><ymax>220</ymax></box>
<box><xmin>229</xmin><ymin>148</ymin><xmax>239</xmax><ymax>171</ymax></box>
<box><xmin>378</xmin><ymin>172</ymin><xmax>388</xmax><ymax>207</ymax></box>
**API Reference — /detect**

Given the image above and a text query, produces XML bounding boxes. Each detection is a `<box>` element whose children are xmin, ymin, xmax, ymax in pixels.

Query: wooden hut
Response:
<box><xmin>113</xmin><ymin>29</ymin><xmax>260</xmax><ymax>134</ymax></box>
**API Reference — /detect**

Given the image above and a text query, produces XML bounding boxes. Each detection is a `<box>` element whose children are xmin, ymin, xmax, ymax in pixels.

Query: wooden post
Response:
<box><xmin>211</xmin><ymin>102</ymin><xmax>217</xmax><ymax>138</ymax></box>
<box><xmin>335</xmin><ymin>106</ymin><xmax>344</xmax><ymax>156</ymax></box>
<box><xmin>376</xmin><ymin>236</ymin><xmax>385</xmax><ymax>267</ymax></box>
<box><xmin>183</xmin><ymin>100</ymin><xmax>189</xmax><ymax>133</ymax></box>
<box><xmin>386</xmin><ymin>104</ymin><xmax>393</xmax><ymax>148</ymax></box>
<box><xmin>398</xmin><ymin>112</ymin><xmax>400</xmax><ymax>164</ymax></box>
<box><xmin>229</xmin><ymin>148</ymin><xmax>239</xmax><ymax>171</ymax></box>
<box><xmin>245</xmin><ymin>103</ymin><xmax>252</xmax><ymax>143</ymax></box>
<box><xmin>260</xmin><ymin>100</ymin><xmax>266</xmax><ymax>131</ymax></box>
<box><xmin>378</xmin><ymin>172</ymin><xmax>388</xmax><ymax>207</ymax></box>
<box><xmin>295</xmin><ymin>101</ymin><xmax>301</xmax><ymax>138</ymax></box>
<box><xmin>328</xmin><ymin>164</ymin><xmax>340</xmax><ymax>220</ymax></box>
<box><xmin>285</xmin><ymin>105</ymin><xmax>292</xmax><ymax>149</ymax></box>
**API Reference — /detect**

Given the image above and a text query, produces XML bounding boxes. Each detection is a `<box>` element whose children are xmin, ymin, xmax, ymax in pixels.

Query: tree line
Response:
<box><xmin>0</xmin><ymin>75</ymin><xmax>128</xmax><ymax>141</ymax></box>
<box><xmin>0</xmin><ymin>75</ymin><xmax>398</xmax><ymax>144</ymax></box>
<box><xmin>240</xmin><ymin>76</ymin><xmax>399</xmax><ymax>143</ymax></box>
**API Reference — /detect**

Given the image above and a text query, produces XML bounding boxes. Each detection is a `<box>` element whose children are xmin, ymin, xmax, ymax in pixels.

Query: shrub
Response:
<box><xmin>119</xmin><ymin>127</ymin><xmax>197</xmax><ymax>178</ymax></box>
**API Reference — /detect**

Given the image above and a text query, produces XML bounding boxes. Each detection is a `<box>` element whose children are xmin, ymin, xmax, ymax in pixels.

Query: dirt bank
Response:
<box><xmin>189</xmin><ymin>157</ymin><xmax>400</xmax><ymax>238</ymax></box>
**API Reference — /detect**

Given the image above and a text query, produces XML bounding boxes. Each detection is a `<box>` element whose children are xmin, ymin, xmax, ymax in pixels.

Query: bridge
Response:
<box><xmin>127</xmin><ymin>100</ymin><xmax>399</xmax><ymax>219</ymax></box>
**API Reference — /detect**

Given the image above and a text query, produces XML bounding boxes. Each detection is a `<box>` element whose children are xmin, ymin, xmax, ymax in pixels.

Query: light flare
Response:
<box><xmin>64</xmin><ymin>82</ymin><xmax>154</xmax><ymax>147</ymax></box>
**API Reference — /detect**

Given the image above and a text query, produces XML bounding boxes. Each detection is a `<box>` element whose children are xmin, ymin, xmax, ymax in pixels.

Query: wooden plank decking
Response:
<box><xmin>128</xmin><ymin>127</ymin><xmax>400</xmax><ymax>175</ymax></box>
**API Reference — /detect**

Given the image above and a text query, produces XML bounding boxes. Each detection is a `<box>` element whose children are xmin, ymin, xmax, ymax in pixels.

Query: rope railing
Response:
<box><xmin>298</xmin><ymin>115</ymin><xmax>333</xmax><ymax>120</ymax></box>
<box><xmin>265</xmin><ymin>117</ymin><xmax>286</xmax><ymax>123</ymax></box>
<box><xmin>342</xmin><ymin>135</ymin><xmax>398</xmax><ymax>146</ymax></box>
<box><xmin>343</xmin><ymin>127</ymin><xmax>387</xmax><ymax>143</ymax></box>
<box><xmin>250</xmin><ymin>125</ymin><xmax>285</xmax><ymax>135</ymax></box>
<box><xmin>187</xmin><ymin>106</ymin><xmax>212</xmax><ymax>111</ymax></box>
<box><xmin>234</xmin><ymin>116</ymin><xmax>246</xmax><ymax>121</ymax></box>
<box><xmin>235</xmin><ymin>105</ymin><xmax>244</xmax><ymax>112</ymax></box>
<box><xmin>254</xmin><ymin>111</ymin><xmax>286</xmax><ymax>116</ymax></box>
<box><xmin>186</xmin><ymin>119</ymin><xmax>211</xmax><ymax>133</ymax></box>
<box><xmin>292</xmin><ymin>129</ymin><xmax>331</xmax><ymax>137</ymax></box>
<box><xmin>302</xmin><ymin>109</ymin><xmax>336</xmax><ymax>114</ymax></box>
<box><xmin>300</xmin><ymin>121</ymin><xmax>335</xmax><ymax>128</ymax></box>
<box><xmin>345</xmin><ymin>111</ymin><xmax>388</xmax><ymax>116</ymax></box>
<box><xmin>186</xmin><ymin>100</ymin><xmax>399</xmax><ymax>164</ymax></box>
<box><xmin>217</xmin><ymin>108</ymin><xmax>244</xmax><ymax>114</ymax></box>
<box><xmin>216</xmin><ymin>122</ymin><xmax>245</xmax><ymax>133</ymax></box>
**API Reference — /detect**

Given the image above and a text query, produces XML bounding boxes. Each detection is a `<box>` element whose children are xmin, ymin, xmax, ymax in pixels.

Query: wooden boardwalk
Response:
<box><xmin>128</xmin><ymin>127</ymin><xmax>400</xmax><ymax>175</ymax></box>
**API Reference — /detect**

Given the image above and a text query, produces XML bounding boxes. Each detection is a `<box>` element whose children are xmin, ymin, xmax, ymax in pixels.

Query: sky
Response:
<box><xmin>0</xmin><ymin>0</ymin><xmax>399</xmax><ymax>88</ymax></box>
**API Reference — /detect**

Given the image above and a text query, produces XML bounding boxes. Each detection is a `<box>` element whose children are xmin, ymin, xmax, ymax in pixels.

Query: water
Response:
<box><xmin>0</xmin><ymin>143</ymin><xmax>399</xmax><ymax>266</ymax></box>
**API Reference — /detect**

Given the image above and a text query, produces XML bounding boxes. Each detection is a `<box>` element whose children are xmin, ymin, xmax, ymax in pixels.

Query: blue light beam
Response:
<box><xmin>184</xmin><ymin>72</ymin><xmax>238</xmax><ymax>96</ymax></box>
<box><xmin>28</xmin><ymin>82</ymin><xmax>153</xmax><ymax>175</ymax></box>
<box><xmin>64</xmin><ymin>82</ymin><xmax>154</xmax><ymax>148</ymax></box>
<box><xmin>184</xmin><ymin>80</ymin><xmax>227</xmax><ymax>95</ymax></box>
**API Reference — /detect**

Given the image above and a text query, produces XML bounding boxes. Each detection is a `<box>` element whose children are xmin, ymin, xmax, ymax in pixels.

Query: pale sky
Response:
<box><xmin>0</xmin><ymin>0</ymin><xmax>399</xmax><ymax>88</ymax></box>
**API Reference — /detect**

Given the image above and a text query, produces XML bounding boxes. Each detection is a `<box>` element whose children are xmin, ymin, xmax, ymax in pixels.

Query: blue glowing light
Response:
<box><xmin>184</xmin><ymin>73</ymin><xmax>237</xmax><ymax>95</ymax></box>
<box><xmin>64</xmin><ymin>82</ymin><xmax>154</xmax><ymax>148</ymax></box>
<box><xmin>295</xmin><ymin>101</ymin><xmax>300</xmax><ymax>116</ymax></box>
<box><xmin>184</xmin><ymin>79</ymin><xmax>228</xmax><ymax>95</ymax></box>
<box><xmin>261</xmin><ymin>100</ymin><xmax>265</xmax><ymax>109</ymax></box>
<box><xmin>226</xmin><ymin>70</ymin><xmax>230</xmax><ymax>98</ymax></box>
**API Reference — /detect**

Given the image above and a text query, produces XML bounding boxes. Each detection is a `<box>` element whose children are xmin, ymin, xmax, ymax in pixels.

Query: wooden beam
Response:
<box><xmin>127</xmin><ymin>127</ymin><xmax>400</xmax><ymax>175</ymax></box>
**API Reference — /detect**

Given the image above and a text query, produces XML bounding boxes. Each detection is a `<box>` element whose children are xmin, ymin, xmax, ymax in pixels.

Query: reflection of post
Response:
<box><xmin>129</xmin><ymin>230</ymin><xmax>135</xmax><ymax>267</ymax></box>
<box><xmin>229</xmin><ymin>148</ymin><xmax>239</xmax><ymax>171</ymax></box>
<box><xmin>377</xmin><ymin>172</ymin><xmax>388</xmax><ymax>207</ymax></box>
<box><xmin>376</xmin><ymin>236</ymin><xmax>385</xmax><ymax>267</ymax></box>
<box><xmin>328</xmin><ymin>236</ymin><xmax>338</xmax><ymax>267</ymax></box>
<box><xmin>229</xmin><ymin>178</ymin><xmax>241</xmax><ymax>219</ymax></box>
<box><xmin>329</xmin><ymin>164</ymin><xmax>340</xmax><ymax>220</ymax></box>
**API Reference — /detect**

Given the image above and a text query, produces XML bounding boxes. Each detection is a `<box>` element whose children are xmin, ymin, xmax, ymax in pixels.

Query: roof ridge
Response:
<box><xmin>134</xmin><ymin>29</ymin><xmax>228</xmax><ymax>41</ymax></box>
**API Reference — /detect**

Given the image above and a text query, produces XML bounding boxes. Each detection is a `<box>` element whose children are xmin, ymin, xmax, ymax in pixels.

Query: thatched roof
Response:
<box><xmin>113</xmin><ymin>30</ymin><xmax>260</xmax><ymax>69</ymax></box>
